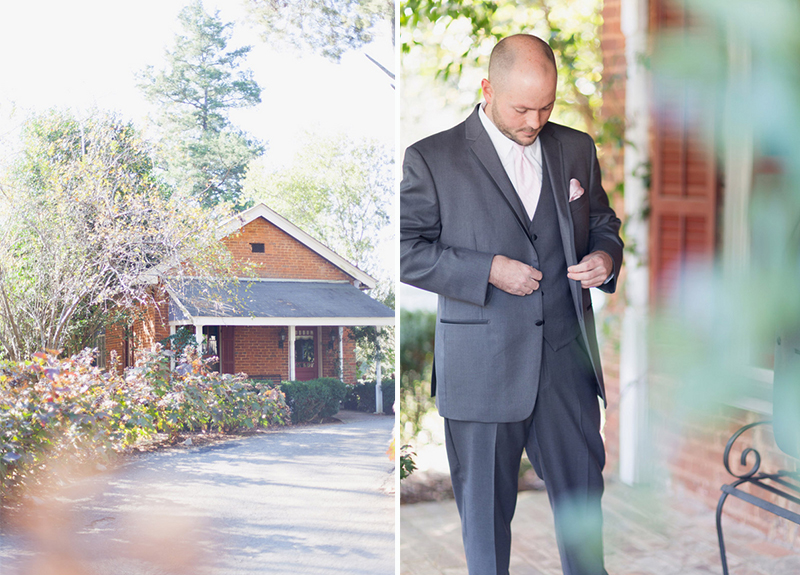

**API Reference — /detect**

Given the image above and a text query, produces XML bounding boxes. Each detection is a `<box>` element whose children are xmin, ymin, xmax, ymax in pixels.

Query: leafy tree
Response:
<box><xmin>0</xmin><ymin>109</ymin><xmax>233</xmax><ymax>361</ymax></box>
<box><xmin>140</xmin><ymin>0</ymin><xmax>263</xmax><ymax>208</ymax></box>
<box><xmin>245</xmin><ymin>134</ymin><xmax>393</xmax><ymax>278</ymax></box>
<box><xmin>245</xmin><ymin>0</ymin><xmax>394</xmax><ymax>62</ymax></box>
<box><xmin>400</xmin><ymin>0</ymin><xmax>622</xmax><ymax>146</ymax></box>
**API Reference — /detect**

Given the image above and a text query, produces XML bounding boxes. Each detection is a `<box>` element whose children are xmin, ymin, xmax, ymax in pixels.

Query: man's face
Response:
<box><xmin>482</xmin><ymin>67</ymin><xmax>557</xmax><ymax>146</ymax></box>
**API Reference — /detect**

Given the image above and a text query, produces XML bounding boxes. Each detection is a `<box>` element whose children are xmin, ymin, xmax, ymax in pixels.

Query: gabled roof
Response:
<box><xmin>168</xmin><ymin>279</ymin><xmax>394</xmax><ymax>327</ymax></box>
<box><xmin>219</xmin><ymin>203</ymin><xmax>377</xmax><ymax>289</ymax></box>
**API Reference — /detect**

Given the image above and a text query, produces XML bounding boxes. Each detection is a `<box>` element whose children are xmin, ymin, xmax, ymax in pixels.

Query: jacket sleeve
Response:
<box><xmin>399</xmin><ymin>145</ymin><xmax>496</xmax><ymax>306</ymax></box>
<box><xmin>584</xmin><ymin>134</ymin><xmax>624</xmax><ymax>294</ymax></box>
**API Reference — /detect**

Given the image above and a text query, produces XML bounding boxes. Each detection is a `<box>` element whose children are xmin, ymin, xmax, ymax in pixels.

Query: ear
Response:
<box><xmin>480</xmin><ymin>78</ymin><xmax>493</xmax><ymax>105</ymax></box>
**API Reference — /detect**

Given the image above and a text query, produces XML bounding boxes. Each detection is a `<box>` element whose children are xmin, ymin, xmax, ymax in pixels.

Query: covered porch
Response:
<box><xmin>166</xmin><ymin>279</ymin><xmax>394</xmax><ymax>383</ymax></box>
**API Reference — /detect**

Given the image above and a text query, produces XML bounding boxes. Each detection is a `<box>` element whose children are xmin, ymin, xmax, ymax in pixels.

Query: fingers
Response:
<box><xmin>567</xmin><ymin>252</ymin><xmax>612</xmax><ymax>288</ymax></box>
<box><xmin>489</xmin><ymin>255</ymin><xmax>542</xmax><ymax>296</ymax></box>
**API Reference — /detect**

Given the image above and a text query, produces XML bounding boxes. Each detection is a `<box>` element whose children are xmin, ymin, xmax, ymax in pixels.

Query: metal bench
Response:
<box><xmin>716</xmin><ymin>421</ymin><xmax>800</xmax><ymax>575</ymax></box>
<box><xmin>716</xmin><ymin>333</ymin><xmax>800</xmax><ymax>575</ymax></box>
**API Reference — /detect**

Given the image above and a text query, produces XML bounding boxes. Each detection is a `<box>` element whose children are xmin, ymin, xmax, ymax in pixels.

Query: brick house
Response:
<box><xmin>603</xmin><ymin>0</ymin><xmax>799</xmax><ymax>544</ymax></box>
<box><xmin>103</xmin><ymin>203</ymin><xmax>394</xmax><ymax>384</ymax></box>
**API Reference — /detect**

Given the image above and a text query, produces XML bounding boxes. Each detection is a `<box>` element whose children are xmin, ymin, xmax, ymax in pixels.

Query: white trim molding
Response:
<box><xmin>169</xmin><ymin>316</ymin><xmax>395</xmax><ymax>327</ymax></box>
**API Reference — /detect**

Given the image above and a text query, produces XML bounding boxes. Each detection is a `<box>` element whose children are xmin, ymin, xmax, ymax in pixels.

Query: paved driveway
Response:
<box><xmin>0</xmin><ymin>411</ymin><xmax>395</xmax><ymax>575</ymax></box>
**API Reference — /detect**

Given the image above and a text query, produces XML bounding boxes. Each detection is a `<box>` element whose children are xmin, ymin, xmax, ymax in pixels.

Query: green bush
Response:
<box><xmin>343</xmin><ymin>379</ymin><xmax>395</xmax><ymax>414</ymax></box>
<box><xmin>280</xmin><ymin>377</ymin><xmax>347</xmax><ymax>424</ymax></box>
<box><xmin>0</xmin><ymin>346</ymin><xmax>291</xmax><ymax>495</ymax></box>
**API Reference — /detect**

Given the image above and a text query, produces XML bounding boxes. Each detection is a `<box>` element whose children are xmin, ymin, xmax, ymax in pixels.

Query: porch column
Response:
<box><xmin>338</xmin><ymin>327</ymin><xmax>344</xmax><ymax>381</ymax></box>
<box><xmin>194</xmin><ymin>323</ymin><xmax>205</xmax><ymax>355</ymax></box>
<box><xmin>169</xmin><ymin>325</ymin><xmax>176</xmax><ymax>371</ymax></box>
<box><xmin>374</xmin><ymin>328</ymin><xmax>383</xmax><ymax>414</ymax></box>
<box><xmin>619</xmin><ymin>0</ymin><xmax>650</xmax><ymax>486</ymax></box>
<box><xmin>317</xmin><ymin>326</ymin><xmax>323</xmax><ymax>379</ymax></box>
<box><xmin>288</xmin><ymin>325</ymin><xmax>296</xmax><ymax>380</ymax></box>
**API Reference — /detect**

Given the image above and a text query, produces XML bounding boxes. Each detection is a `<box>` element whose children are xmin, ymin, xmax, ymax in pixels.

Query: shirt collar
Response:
<box><xmin>478</xmin><ymin>102</ymin><xmax>542</xmax><ymax>167</ymax></box>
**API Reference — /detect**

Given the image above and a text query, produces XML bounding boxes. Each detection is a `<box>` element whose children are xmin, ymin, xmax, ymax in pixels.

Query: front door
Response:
<box><xmin>220</xmin><ymin>326</ymin><xmax>235</xmax><ymax>374</ymax></box>
<box><xmin>294</xmin><ymin>327</ymin><xmax>317</xmax><ymax>381</ymax></box>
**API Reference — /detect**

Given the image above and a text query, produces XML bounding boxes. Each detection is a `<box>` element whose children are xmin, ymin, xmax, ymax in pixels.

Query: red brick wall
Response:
<box><xmin>232</xmin><ymin>326</ymin><xmax>289</xmax><ymax>380</ymax></box>
<box><xmin>342</xmin><ymin>328</ymin><xmax>358</xmax><ymax>385</ymax></box>
<box><xmin>104</xmin><ymin>288</ymin><xmax>170</xmax><ymax>371</ymax></box>
<box><xmin>600</xmin><ymin>0</ymin><xmax>627</xmax><ymax>476</ymax></box>
<box><xmin>223</xmin><ymin>217</ymin><xmax>354</xmax><ymax>281</ymax></box>
<box><xmin>653</xmin><ymin>397</ymin><xmax>800</xmax><ymax>545</ymax></box>
<box><xmin>316</xmin><ymin>326</ymin><xmax>359</xmax><ymax>386</ymax></box>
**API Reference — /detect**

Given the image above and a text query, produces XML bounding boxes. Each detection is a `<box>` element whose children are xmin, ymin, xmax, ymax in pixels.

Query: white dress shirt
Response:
<box><xmin>479</xmin><ymin>103</ymin><xmax>542</xmax><ymax>219</ymax></box>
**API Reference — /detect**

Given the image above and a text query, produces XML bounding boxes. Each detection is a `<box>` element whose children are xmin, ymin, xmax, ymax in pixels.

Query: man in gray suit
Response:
<box><xmin>400</xmin><ymin>34</ymin><xmax>623</xmax><ymax>575</ymax></box>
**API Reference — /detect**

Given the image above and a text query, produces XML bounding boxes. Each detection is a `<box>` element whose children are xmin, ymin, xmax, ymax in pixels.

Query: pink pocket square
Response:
<box><xmin>569</xmin><ymin>178</ymin><xmax>584</xmax><ymax>202</ymax></box>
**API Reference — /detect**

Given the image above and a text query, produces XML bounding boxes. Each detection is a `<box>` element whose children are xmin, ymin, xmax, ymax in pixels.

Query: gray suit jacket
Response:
<box><xmin>400</xmin><ymin>106</ymin><xmax>623</xmax><ymax>423</ymax></box>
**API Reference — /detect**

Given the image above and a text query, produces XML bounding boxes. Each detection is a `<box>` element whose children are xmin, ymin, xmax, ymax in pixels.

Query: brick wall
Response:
<box><xmin>652</xmin><ymin>391</ymin><xmax>800</xmax><ymax>546</ymax></box>
<box><xmin>232</xmin><ymin>326</ymin><xmax>289</xmax><ymax>380</ymax></box>
<box><xmin>104</xmin><ymin>287</ymin><xmax>170</xmax><ymax>371</ymax></box>
<box><xmin>342</xmin><ymin>328</ymin><xmax>358</xmax><ymax>385</ymax></box>
<box><xmin>222</xmin><ymin>217</ymin><xmax>354</xmax><ymax>281</ymax></box>
<box><xmin>599</xmin><ymin>0</ymin><xmax>627</xmax><ymax>475</ymax></box>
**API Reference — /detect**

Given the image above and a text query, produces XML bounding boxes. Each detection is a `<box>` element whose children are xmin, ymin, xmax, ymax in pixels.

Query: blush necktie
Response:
<box><xmin>513</xmin><ymin>142</ymin><xmax>540</xmax><ymax>220</ymax></box>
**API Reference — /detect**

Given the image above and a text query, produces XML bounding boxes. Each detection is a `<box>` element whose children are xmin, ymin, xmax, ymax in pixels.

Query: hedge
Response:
<box><xmin>279</xmin><ymin>377</ymin><xmax>347</xmax><ymax>424</ymax></box>
<box><xmin>0</xmin><ymin>346</ymin><xmax>290</xmax><ymax>494</ymax></box>
<box><xmin>343</xmin><ymin>378</ymin><xmax>395</xmax><ymax>415</ymax></box>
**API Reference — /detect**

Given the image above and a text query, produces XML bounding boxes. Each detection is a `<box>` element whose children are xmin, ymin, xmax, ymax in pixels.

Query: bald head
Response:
<box><xmin>488</xmin><ymin>34</ymin><xmax>557</xmax><ymax>90</ymax></box>
<box><xmin>480</xmin><ymin>34</ymin><xmax>558</xmax><ymax>146</ymax></box>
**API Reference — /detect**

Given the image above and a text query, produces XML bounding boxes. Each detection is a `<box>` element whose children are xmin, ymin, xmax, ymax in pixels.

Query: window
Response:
<box><xmin>250</xmin><ymin>242</ymin><xmax>265</xmax><ymax>253</ymax></box>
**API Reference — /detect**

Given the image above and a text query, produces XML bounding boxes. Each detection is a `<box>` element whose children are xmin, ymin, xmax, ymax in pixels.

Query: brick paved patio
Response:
<box><xmin>401</xmin><ymin>478</ymin><xmax>800</xmax><ymax>575</ymax></box>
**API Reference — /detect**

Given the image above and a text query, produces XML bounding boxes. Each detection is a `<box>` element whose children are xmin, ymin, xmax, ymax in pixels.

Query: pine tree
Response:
<box><xmin>141</xmin><ymin>0</ymin><xmax>263</xmax><ymax>208</ymax></box>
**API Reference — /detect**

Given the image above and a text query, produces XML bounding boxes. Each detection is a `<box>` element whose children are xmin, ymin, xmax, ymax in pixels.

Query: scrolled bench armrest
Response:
<box><xmin>722</xmin><ymin>420</ymin><xmax>772</xmax><ymax>479</ymax></box>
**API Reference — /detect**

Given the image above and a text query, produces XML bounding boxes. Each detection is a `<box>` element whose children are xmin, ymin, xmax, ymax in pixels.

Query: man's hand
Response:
<box><xmin>567</xmin><ymin>251</ymin><xmax>613</xmax><ymax>288</ymax></box>
<box><xmin>489</xmin><ymin>255</ymin><xmax>543</xmax><ymax>296</ymax></box>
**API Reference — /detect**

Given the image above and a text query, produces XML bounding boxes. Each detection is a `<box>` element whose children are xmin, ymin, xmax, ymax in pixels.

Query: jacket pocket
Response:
<box><xmin>439</xmin><ymin>318</ymin><xmax>490</xmax><ymax>325</ymax></box>
<box><xmin>569</xmin><ymin>195</ymin><xmax>589</xmax><ymax>213</ymax></box>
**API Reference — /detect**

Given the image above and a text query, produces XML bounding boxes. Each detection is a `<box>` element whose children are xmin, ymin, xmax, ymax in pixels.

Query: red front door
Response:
<box><xmin>220</xmin><ymin>326</ymin><xmax>235</xmax><ymax>374</ymax></box>
<box><xmin>294</xmin><ymin>327</ymin><xmax>317</xmax><ymax>381</ymax></box>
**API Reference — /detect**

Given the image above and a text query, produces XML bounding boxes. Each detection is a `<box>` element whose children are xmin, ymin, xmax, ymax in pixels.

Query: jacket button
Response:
<box><xmin>535</xmin><ymin>320</ymin><xmax>544</xmax><ymax>326</ymax></box>
<box><xmin>532</xmin><ymin>234</ymin><xmax>538</xmax><ymax>241</ymax></box>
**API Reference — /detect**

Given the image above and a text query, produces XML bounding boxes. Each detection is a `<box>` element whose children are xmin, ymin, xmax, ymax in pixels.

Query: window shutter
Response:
<box><xmin>649</xmin><ymin>0</ymin><xmax>720</xmax><ymax>302</ymax></box>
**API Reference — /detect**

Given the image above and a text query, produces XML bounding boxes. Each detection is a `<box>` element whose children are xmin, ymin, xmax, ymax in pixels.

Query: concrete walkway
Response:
<box><xmin>401</xmin><ymin>478</ymin><xmax>800</xmax><ymax>575</ymax></box>
<box><xmin>0</xmin><ymin>410</ymin><xmax>395</xmax><ymax>575</ymax></box>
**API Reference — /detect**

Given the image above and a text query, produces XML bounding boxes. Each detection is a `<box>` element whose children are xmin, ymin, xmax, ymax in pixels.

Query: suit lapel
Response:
<box><xmin>540</xmin><ymin>127</ymin><xmax>583</xmax><ymax>314</ymax></box>
<box><xmin>465</xmin><ymin>107</ymin><xmax>531</xmax><ymax>236</ymax></box>
<box><xmin>540</xmin><ymin>127</ymin><xmax>577</xmax><ymax>266</ymax></box>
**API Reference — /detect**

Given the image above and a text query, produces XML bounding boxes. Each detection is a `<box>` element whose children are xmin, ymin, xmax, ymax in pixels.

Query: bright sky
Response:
<box><xmin>0</xmin><ymin>0</ymin><xmax>395</xmax><ymax>169</ymax></box>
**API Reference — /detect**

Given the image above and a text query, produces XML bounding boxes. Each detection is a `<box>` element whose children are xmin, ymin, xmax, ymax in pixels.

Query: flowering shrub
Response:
<box><xmin>0</xmin><ymin>346</ymin><xmax>290</xmax><ymax>493</ymax></box>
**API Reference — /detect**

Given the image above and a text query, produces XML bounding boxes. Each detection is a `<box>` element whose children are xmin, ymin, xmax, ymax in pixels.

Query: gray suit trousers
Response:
<box><xmin>445</xmin><ymin>336</ymin><xmax>607</xmax><ymax>575</ymax></box>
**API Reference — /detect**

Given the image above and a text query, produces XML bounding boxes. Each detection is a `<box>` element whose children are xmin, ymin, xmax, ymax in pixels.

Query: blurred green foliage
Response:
<box><xmin>399</xmin><ymin>309</ymin><xmax>436</xmax><ymax>443</ymax></box>
<box><xmin>648</xmin><ymin>0</ymin><xmax>800</xmax><ymax>428</ymax></box>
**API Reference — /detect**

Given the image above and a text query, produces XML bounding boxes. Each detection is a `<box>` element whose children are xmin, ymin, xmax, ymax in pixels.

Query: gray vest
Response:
<box><xmin>527</xmin><ymin>156</ymin><xmax>581</xmax><ymax>350</ymax></box>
